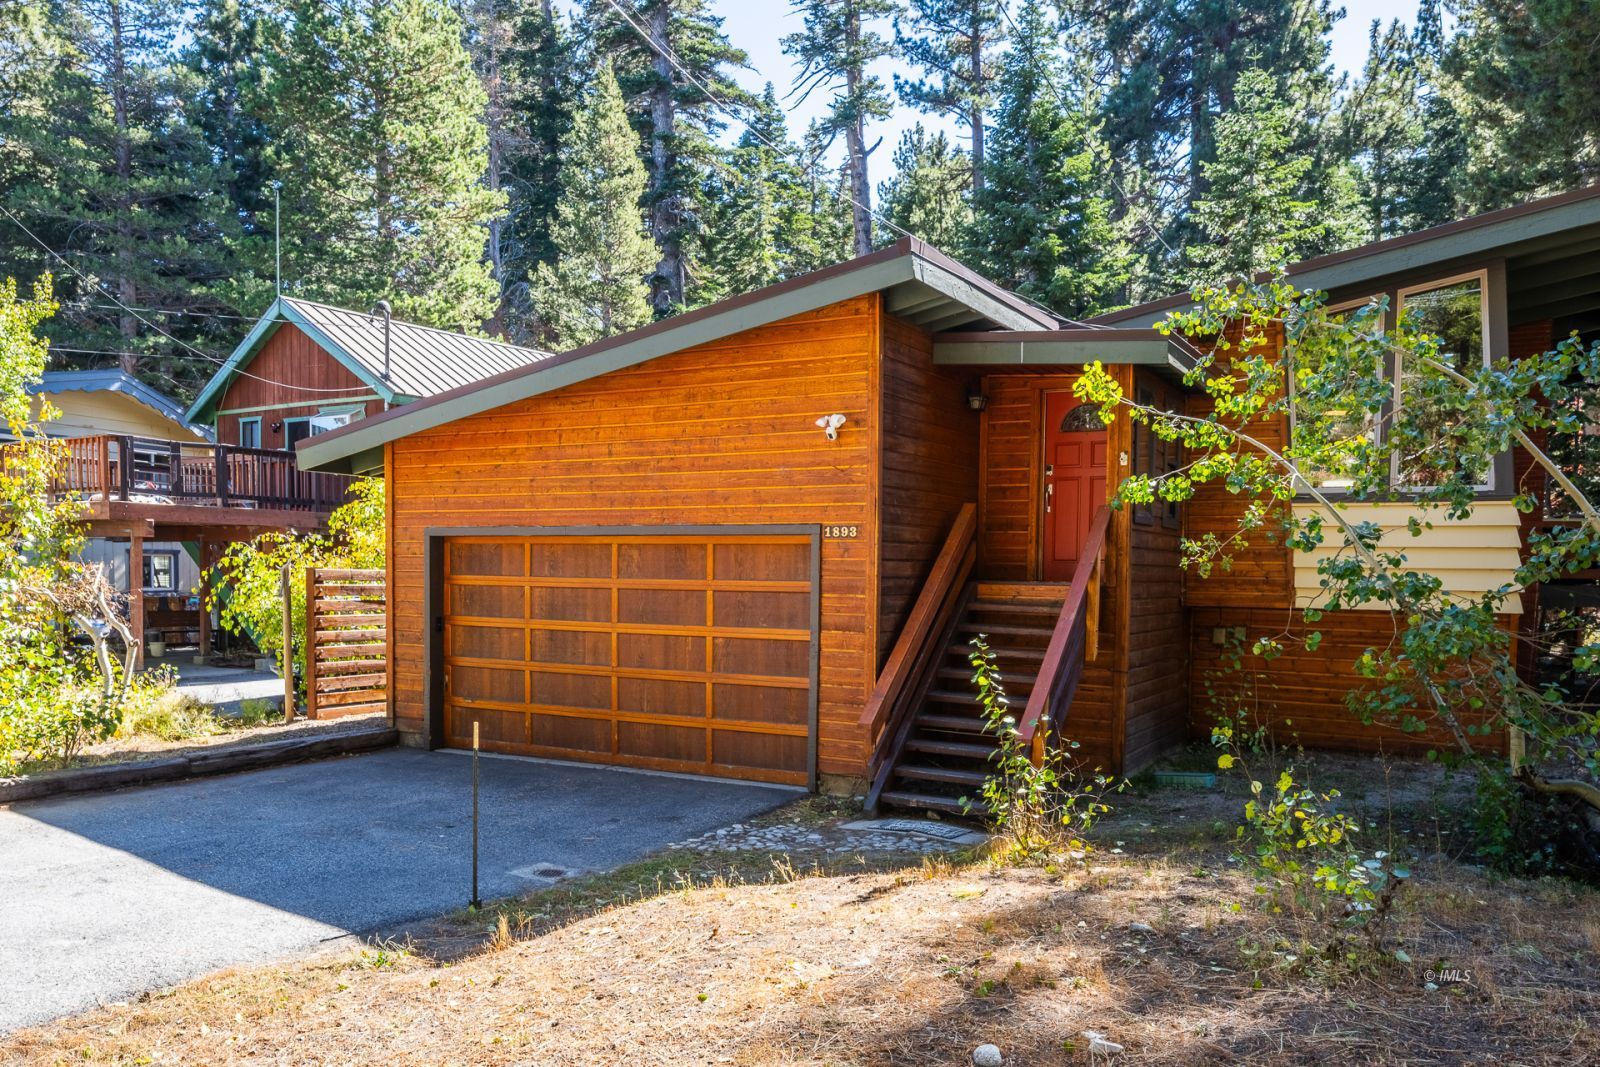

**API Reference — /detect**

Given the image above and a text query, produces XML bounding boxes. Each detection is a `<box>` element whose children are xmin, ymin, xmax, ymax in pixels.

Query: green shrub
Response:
<box><xmin>116</xmin><ymin>667</ymin><xmax>218</xmax><ymax>742</ymax></box>
<box><xmin>963</xmin><ymin>637</ymin><xmax>1118</xmax><ymax>864</ymax></box>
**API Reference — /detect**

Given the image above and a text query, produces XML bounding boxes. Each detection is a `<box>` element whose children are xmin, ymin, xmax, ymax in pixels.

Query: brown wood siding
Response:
<box><xmin>388</xmin><ymin>296</ymin><xmax>881</xmax><ymax>779</ymax></box>
<box><xmin>1509</xmin><ymin>319</ymin><xmax>1554</xmax><ymax>676</ymax></box>
<box><xmin>1181</xmin><ymin>323</ymin><xmax>1294</xmax><ymax>609</ymax></box>
<box><xmin>213</xmin><ymin>324</ymin><xmax>384</xmax><ymax>446</ymax></box>
<box><xmin>1188</xmin><ymin>606</ymin><xmax>1507</xmax><ymax>755</ymax></box>
<box><xmin>1123</xmin><ymin>369</ymin><xmax>1190</xmax><ymax>772</ymax></box>
<box><xmin>975</xmin><ymin>368</ymin><xmax>1134</xmax><ymax>770</ymax></box>
<box><xmin>875</xmin><ymin>315</ymin><xmax>980</xmax><ymax>667</ymax></box>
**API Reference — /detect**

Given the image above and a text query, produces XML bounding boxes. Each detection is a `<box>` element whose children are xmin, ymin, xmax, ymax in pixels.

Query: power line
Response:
<box><xmin>1</xmin><ymin>205</ymin><xmax>401</xmax><ymax>396</ymax></box>
<box><xmin>61</xmin><ymin>300</ymin><xmax>258</xmax><ymax>322</ymax></box>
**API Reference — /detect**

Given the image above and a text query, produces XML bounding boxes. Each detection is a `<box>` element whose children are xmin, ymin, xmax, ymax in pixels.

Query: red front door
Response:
<box><xmin>1042</xmin><ymin>391</ymin><xmax>1108</xmax><ymax>581</ymax></box>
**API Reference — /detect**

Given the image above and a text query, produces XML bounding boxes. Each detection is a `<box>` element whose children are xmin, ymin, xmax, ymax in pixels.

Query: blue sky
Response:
<box><xmin>568</xmin><ymin>0</ymin><xmax>1425</xmax><ymax>164</ymax></box>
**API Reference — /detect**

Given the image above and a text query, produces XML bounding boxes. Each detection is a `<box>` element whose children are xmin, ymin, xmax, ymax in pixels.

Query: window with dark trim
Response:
<box><xmin>143</xmin><ymin>550</ymin><xmax>178</xmax><ymax>592</ymax></box>
<box><xmin>238</xmin><ymin>417</ymin><xmax>261</xmax><ymax>449</ymax></box>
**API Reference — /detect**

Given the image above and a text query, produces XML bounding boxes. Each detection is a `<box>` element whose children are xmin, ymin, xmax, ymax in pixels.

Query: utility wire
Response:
<box><xmin>1</xmin><ymin>205</ymin><xmax>406</xmax><ymax>396</ymax></box>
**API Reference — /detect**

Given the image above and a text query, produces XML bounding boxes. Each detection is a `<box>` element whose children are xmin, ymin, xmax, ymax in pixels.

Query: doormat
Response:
<box><xmin>840</xmin><ymin>819</ymin><xmax>987</xmax><ymax>845</ymax></box>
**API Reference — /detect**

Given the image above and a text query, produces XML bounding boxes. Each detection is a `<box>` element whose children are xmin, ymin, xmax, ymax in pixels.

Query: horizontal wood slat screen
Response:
<box><xmin>305</xmin><ymin>567</ymin><xmax>386</xmax><ymax>719</ymax></box>
<box><xmin>442</xmin><ymin>534</ymin><xmax>816</xmax><ymax>785</ymax></box>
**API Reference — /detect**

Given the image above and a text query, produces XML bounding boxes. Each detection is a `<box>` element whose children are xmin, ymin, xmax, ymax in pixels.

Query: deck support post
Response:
<box><xmin>128</xmin><ymin>533</ymin><xmax>145</xmax><ymax>671</ymax></box>
<box><xmin>196</xmin><ymin>536</ymin><xmax>211</xmax><ymax>662</ymax></box>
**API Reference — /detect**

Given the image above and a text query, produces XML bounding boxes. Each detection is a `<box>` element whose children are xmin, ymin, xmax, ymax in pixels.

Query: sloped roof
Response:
<box><xmin>1091</xmin><ymin>183</ymin><xmax>1600</xmax><ymax>328</ymax></box>
<box><xmin>298</xmin><ymin>239</ymin><xmax>1065</xmax><ymax>475</ymax></box>
<box><xmin>186</xmin><ymin>297</ymin><xmax>554</xmax><ymax>422</ymax></box>
<box><xmin>33</xmin><ymin>369</ymin><xmax>207</xmax><ymax>438</ymax></box>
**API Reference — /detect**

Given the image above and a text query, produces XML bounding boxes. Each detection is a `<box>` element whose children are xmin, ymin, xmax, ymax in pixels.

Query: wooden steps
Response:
<box><xmin>872</xmin><ymin>582</ymin><xmax>1066</xmax><ymax>816</ymax></box>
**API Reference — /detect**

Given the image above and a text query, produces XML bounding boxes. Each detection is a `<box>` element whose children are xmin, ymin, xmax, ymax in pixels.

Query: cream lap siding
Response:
<box><xmin>1290</xmin><ymin>501</ymin><xmax>1525</xmax><ymax>615</ymax></box>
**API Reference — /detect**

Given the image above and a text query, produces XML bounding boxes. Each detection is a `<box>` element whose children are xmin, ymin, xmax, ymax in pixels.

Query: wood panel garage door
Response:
<box><xmin>442</xmin><ymin>533</ymin><xmax>816</xmax><ymax>785</ymax></box>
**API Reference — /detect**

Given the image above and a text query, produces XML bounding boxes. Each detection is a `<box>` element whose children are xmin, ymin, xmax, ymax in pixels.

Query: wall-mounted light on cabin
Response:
<box><xmin>270</xmin><ymin>420</ymin><xmax>283</xmax><ymax>433</ymax></box>
<box><xmin>815</xmin><ymin>413</ymin><xmax>847</xmax><ymax>441</ymax></box>
<box><xmin>965</xmin><ymin>385</ymin><xmax>988</xmax><ymax>412</ymax></box>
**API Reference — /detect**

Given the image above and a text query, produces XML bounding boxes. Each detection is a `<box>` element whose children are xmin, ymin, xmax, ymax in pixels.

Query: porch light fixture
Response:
<box><xmin>966</xmin><ymin>386</ymin><xmax>988</xmax><ymax>412</ymax></box>
<box><xmin>270</xmin><ymin>420</ymin><xmax>283</xmax><ymax>432</ymax></box>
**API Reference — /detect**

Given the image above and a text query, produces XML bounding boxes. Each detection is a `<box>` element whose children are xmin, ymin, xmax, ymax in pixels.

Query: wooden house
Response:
<box><xmin>41</xmin><ymin>301</ymin><xmax>551</xmax><ymax>667</ymax></box>
<box><xmin>294</xmin><ymin>187</ymin><xmax>1600</xmax><ymax>809</ymax></box>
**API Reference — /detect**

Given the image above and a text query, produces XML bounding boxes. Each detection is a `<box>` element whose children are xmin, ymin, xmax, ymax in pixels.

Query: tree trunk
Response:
<box><xmin>109</xmin><ymin>0</ymin><xmax>137</xmax><ymax>371</ymax></box>
<box><xmin>648</xmin><ymin>0</ymin><xmax>682</xmax><ymax>314</ymax></box>
<box><xmin>969</xmin><ymin>22</ymin><xmax>984</xmax><ymax>194</ymax></box>
<box><xmin>844</xmin><ymin>5</ymin><xmax>873</xmax><ymax>257</ymax></box>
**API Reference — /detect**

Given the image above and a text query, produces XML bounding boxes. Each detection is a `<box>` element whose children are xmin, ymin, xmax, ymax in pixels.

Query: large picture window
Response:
<box><xmin>1394</xmin><ymin>272</ymin><xmax>1491</xmax><ymax>488</ymax></box>
<box><xmin>1291</xmin><ymin>298</ymin><xmax>1383</xmax><ymax>491</ymax></box>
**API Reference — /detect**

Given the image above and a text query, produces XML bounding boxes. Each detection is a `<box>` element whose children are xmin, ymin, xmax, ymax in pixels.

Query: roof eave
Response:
<box><xmin>299</xmin><ymin>247</ymin><xmax>1030</xmax><ymax>473</ymax></box>
<box><xmin>932</xmin><ymin>329</ymin><xmax>1193</xmax><ymax>375</ymax></box>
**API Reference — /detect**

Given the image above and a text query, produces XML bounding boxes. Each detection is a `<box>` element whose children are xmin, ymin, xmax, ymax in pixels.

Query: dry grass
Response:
<box><xmin>6</xmin><ymin>757</ymin><xmax>1600</xmax><ymax>1065</ymax></box>
<box><xmin>23</xmin><ymin>710</ymin><xmax>387</xmax><ymax>773</ymax></box>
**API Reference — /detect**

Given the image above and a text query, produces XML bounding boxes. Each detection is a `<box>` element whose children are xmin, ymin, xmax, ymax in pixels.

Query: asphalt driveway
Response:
<box><xmin>0</xmin><ymin>749</ymin><xmax>795</xmax><ymax>1033</ymax></box>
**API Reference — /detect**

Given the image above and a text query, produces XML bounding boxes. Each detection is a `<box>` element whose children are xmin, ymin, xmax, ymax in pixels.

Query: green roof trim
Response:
<box><xmin>184</xmin><ymin>297</ymin><xmax>399</xmax><ymax>424</ymax></box>
<box><xmin>932</xmin><ymin>329</ymin><xmax>1189</xmax><ymax>372</ymax></box>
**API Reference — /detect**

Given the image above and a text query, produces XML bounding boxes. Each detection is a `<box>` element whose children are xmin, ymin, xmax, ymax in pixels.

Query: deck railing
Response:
<box><xmin>48</xmin><ymin>434</ymin><xmax>355</xmax><ymax>512</ymax></box>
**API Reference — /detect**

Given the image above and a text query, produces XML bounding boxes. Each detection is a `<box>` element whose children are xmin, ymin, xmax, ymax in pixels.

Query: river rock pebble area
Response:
<box><xmin>673</xmin><ymin>815</ymin><xmax>988</xmax><ymax>855</ymax></box>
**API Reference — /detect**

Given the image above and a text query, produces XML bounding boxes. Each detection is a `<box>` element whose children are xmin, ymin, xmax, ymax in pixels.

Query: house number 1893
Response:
<box><xmin>825</xmin><ymin>524</ymin><xmax>859</xmax><ymax>538</ymax></box>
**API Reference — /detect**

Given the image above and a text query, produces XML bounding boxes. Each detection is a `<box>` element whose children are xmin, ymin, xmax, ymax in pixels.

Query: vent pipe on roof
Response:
<box><xmin>371</xmin><ymin>300</ymin><xmax>392</xmax><ymax>383</ymax></box>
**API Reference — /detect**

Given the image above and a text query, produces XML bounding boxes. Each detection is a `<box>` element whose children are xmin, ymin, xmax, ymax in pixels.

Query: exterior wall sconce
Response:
<box><xmin>966</xmin><ymin>386</ymin><xmax>988</xmax><ymax>412</ymax></box>
<box><xmin>270</xmin><ymin>420</ymin><xmax>283</xmax><ymax>432</ymax></box>
<box><xmin>816</xmin><ymin>413</ymin><xmax>847</xmax><ymax>441</ymax></box>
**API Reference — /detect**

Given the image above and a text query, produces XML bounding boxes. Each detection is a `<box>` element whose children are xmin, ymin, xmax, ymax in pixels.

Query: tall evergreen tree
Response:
<box><xmin>496</xmin><ymin>0</ymin><xmax>576</xmax><ymax>342</ymax></box>
<box><xmin>968</xmin><ymin>0</ymin><xmax>1125</xmax><ymax>319</ymax></box>
<box><xmin>269</xmin><ymin>0</ymin><xmax>505</xmax><ymax>331</ymax></box>
<box><xmin>586</xmin><ymin>0</ymin><xmax>750</xmax><ymax>316</ymax></box>
<box><xmin>698</xmin><ymin>85</ymin><xmax>844</xmax><ymax>302</ymax></box>
<box><xmin>1336</xmin><ymin>18</ymin><xmax>1425</xmax><ymax>241</ymax></box>
<box><xmin>876</xmin><ymin>125</ymin><xmax>971</xmax><ymax>250</ymax></box>
<box><xmin>1444</xmin><ymin>0</ymin><xmax>1600</xmax><ymax>210</ymax></box>
<box><xmin>1071</xmin><ymin>0</ymin><xmax>1342</xmax><ymax>283</ymax></box>
<box><xmin>1187</xmin><ymin>68</ymin><xmax>1363</xmax><ymax>284</ymax></box>
<box><xmin>0</xmin><ymin>0</ymin><xmax>239</xmax><ymax>391</ymax></box>
<box><xmin>784</xmin><ymin>0</ymin><xmax>896</xmax><ymax>257</ymax></box>
<box><xmin>892</xmin><ymin>0</ymin><xmax>1004</xmax><ymax>191</ymax></box>
<box><xmin>532</xmin><ymin>62</ymin><xmax>655</xmax><ymax>348</ymax></box>
<box><xmin>461</xmin><ymin>0</ymin><xmax>576</xmax><ymax>342</ymax></box>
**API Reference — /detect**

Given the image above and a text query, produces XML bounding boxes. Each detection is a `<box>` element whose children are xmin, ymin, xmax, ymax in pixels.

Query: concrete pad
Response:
<box><xmin>0</xmin><ymin>749</ymin><xmax>794</xmax><ymax>1033</ymax></box>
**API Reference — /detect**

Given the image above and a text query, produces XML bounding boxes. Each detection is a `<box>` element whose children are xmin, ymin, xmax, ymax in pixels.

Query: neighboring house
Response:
<box><xmin>34</xmin><ymin>302</ymin><xmax>553</xmax><ymax>669</ymax></box>
<box><xmin>26</xmin><ymin>372</ymin><xmax>211</xmax><ymax>658</ymax></box>
<box><xmin>294</xmin><ymin>189</ymin><xmax>1600</xmax><ymax>808</ymax></box>
<box><xmin>185</xmin><ymin>296</ymin><xmax>552</xmax><ymax>452</ymax></box>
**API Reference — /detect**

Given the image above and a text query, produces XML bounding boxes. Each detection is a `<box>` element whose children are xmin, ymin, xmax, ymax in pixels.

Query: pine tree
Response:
<box><xmin>1336</xmin><ymin>18</ymin><xmax>1425</xmax><ymax>241</ymax></box>
<box><xmin>0</xmin><ymin>0</ymin><xmax>240</xmax><ymax>392</ymax></box>
<box><xmin>270</xmin><ymin>0</ymin><xmax>505</xmax><ymax>331</ymax></box>
<box><xmin>1074</xmin><ymin>0</ymin><xmax>1342</xmax><ymax>283</ymax></box>
<box><xmin>968</xmin><ymin>0</ymin><xmax>1125</xmax><ymax>319</ymax></box>
<box><xmin>892</xmin><ymin>0</ymin><xmax>1004</xmax><ymax>191</ymax></box>
<box><xmin>497</xmin><ymin>0</ymin><xmax>576</xmax><ymax>342</ymax></box>
<box><xmin>586</xmin><ymin>0</ymin><xmax>751</xmax><ymax>316</ymax></box>
<box><xmin>1444</xmin><ymin>0</ymin><xmax>1600</xmax><ymax>209</ymax></box>
<box><xmin>460</xmin><ymin>0</ymin><xmax>577</xmax><ymax>342</ymax></box>
<box><xmin>1186</xmin><ymin>68</ymin><xmax>1362</xmax><ymax>284</ymax></box>
<box><xmin>876</xmin><ymin>126</ymin><xmax>971</xmax><ymax>251</ymax></box>
<box><xmin>532</xmin><ymin>62</ymin><xmax>655</xmax><ymax>348</ymax></box>
<box><xmin>185</xmin><ymin>0</ymin><xmax>277</xmax><ymax>321</ymax></box>
<box><xmin>784</xmin><ymin>0</ymin><xmax>897</xmax><ymax>256</ymax></box>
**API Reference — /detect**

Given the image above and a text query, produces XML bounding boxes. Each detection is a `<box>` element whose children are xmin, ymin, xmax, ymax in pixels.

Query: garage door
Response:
<box><xmin>441</xmin><ymin>533</ymin><xmax>816</xmax><ymax>785</ymax></box>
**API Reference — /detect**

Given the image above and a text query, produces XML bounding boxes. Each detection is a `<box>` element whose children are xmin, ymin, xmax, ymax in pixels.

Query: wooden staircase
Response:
<box><xmin>875</xmin><ymin>583</ymin><xmax>1067</xmax><ymax>814</ymax></box>
<box><xmin>859</xmin><ymin>503</ymin><xmax>1111</xmax><ymax>819</ymax></box>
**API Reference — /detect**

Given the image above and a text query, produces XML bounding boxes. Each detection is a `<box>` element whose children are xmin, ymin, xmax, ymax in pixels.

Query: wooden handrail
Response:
<box><xmin>860</xmin><ymin>503</ymin><xmax>978</xmax><ymax>747</ymax></box>
<box><xmin>1018</xmin><ymin>505</ymin><xmax>1111</xmax><ymax>760</ymax></box>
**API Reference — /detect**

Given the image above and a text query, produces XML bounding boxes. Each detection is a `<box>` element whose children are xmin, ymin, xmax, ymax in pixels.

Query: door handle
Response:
<box><xmin>1045</xmin><ymin>482</ymin><xmax>1053</xmax><ymax>513</ymax></box>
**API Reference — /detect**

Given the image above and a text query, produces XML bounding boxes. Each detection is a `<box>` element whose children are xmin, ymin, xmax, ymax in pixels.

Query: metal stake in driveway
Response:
<box><xmin>471</xmin><ymin>719</ymin><xmax>482</xmax><ymax>910</ymax></box>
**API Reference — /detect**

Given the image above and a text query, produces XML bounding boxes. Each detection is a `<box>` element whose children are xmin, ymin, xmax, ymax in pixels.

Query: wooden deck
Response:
<box><xmin>50</xmin><ymin>434</ymin><xmax>355</xmax><ymax>516</ymax></box>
